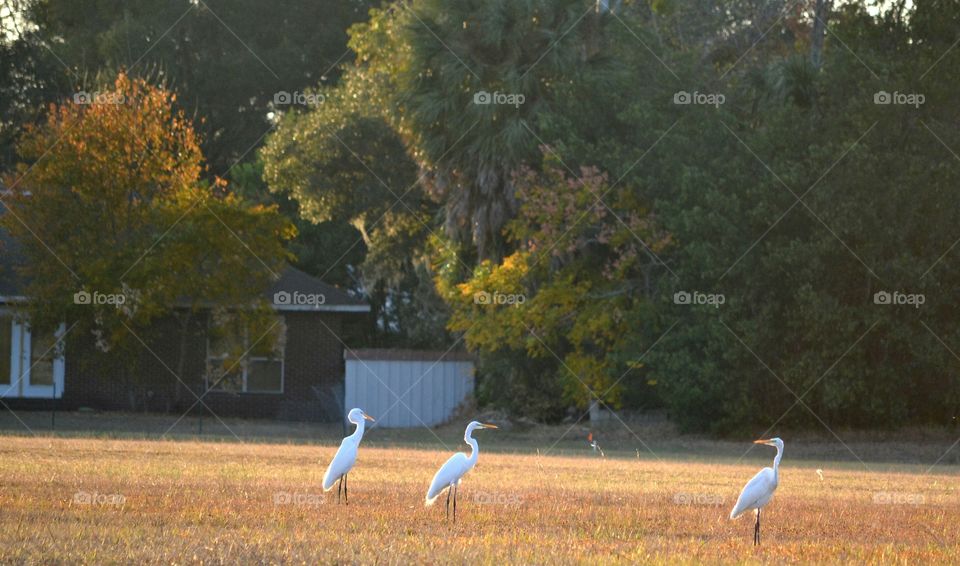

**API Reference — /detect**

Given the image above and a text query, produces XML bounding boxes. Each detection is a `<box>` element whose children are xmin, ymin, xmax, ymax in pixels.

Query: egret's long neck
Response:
<box><xmin>349</xmin><ymin>418</ymin><xmax>366</xmax><ymax>442</ymax></box>
<box><xmin>465</xmin><ymin>431</ymin><xmax>479</xmax><ymax>467</ymax></box>
<box><xmin>772</xmin><ymin>444</ymin><xmax>783</xmax><ymax>480</ymax></box>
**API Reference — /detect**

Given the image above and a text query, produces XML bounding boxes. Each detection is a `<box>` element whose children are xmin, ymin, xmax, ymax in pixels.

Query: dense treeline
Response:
<box><xmin>263</xmin><ymin>0</ymin><xmax>960</xmax><ymax>433</ymax></box>
<box><xmin>4</xmin><ymin>1</ymin><xmax>960</xmax><ymax>432</ymax></box>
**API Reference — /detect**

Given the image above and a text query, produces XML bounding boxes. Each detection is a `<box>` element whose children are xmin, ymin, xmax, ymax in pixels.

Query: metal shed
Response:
<box><xmin>344</xmin><ymin>349</ymin><xmax>474</xmax><ymax>428</ymax></box>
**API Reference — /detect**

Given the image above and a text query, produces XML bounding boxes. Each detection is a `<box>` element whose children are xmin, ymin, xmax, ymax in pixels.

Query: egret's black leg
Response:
<box><xmin>445</xmin><ymin>485</ymin><xmax>451</xmax><ymax>520</ymax></box>
<box><xmin>754</xmin><ymin>509</ymin><xmax>760</xmax><ymax>546</ymax></box>
<box><xmin>337</xmin><ymin>475</ymin><xmax>343</xmax><ymax>504</ymax></box>
<box><xmin>453</xmin><ymin>483</ymin><xmax>458</xmax><ymax>524</ymax></box>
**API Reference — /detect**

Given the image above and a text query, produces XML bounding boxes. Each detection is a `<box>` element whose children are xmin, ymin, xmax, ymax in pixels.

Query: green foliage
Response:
<box><xmin>433</xmin><ymin>0</ymin><xmax>960</xmax><ymax>432</ymax></box>
<box><xmin>1</xmin><ymin>74</ymin><xmax>294</xmax><ymax>369</ymax></box>
<box><xmin>260</xmin><ymin>37</ymin><xmax>451</xmax><ymax>348</ymax></box>
<box><xmin>228</xmin><ymin>158</ymin><xmax>364</xmax><ymax>288</ymax></box>
<box><xmin>7</xmin><ymin>0</ymin><xmax>960</xmax><ymax>434</ymax></box>
<box><xmin>645</xmin><ymin>1</ymin><xmax>960</xmax><ymax>433</ymax></box>
<box><xmin>1</xmin><ymin>0</ymin><xmax>373</xmax><ymax>173</ymax></box>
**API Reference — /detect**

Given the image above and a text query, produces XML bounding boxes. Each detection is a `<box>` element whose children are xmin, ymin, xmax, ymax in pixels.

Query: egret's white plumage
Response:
<box><xmin>730</xmin><ymin>437</ymin><xmax>783</xmax><ymax>545</ymax></box>
<box><xmin>425</xmin><ymin>421</ymin><xmax>497</xmax><ymax>519</ymax></box>
<box><xmin>322</xmin><ymin>408</ymin><xmax>375</xmax><ymax>496</ymax></box>
<box><xmin>425</xmin><ymin>451</ymin><xmax>471</xmax><ymax>504</ymax></box>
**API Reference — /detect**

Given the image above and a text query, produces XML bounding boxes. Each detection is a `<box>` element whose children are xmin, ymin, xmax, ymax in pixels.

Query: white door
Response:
<box><xmin>0</xmin><ymin>313</ymin><xmax>64</xmax><ymax>398</ymax></box>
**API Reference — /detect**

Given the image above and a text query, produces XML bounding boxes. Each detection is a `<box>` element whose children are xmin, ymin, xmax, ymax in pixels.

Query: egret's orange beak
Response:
<box><xmin>481</xmin><ymin>423</ymin><xmax>498</xmax><ymax>429</ymax></box>
<box><xmin>363</xmin><ymin>413</ymin><xmax>376</xmax><ymax>422</ymax></box>
<box><xmin>753</xmin><ymin>439</ymin><xmax>771</xmax><ymax>445</ymax></box>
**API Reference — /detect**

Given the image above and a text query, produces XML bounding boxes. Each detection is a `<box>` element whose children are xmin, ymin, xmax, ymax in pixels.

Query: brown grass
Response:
<box><xmin>0</xmin><ymin>435</ymin><xmax>957</xmax><ymax>564</ymax></box>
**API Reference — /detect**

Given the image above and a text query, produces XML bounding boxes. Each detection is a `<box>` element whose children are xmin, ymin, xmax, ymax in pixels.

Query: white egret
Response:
<box><xmin>425</xmin><ymin>421</ymin><xmax>498</xmax><ymax>522</ymax></box>
<box><xmin>322</xmin><ymin>407</ymin><xmax>375</xmax><ymax>504</ymax></box>
<box><xmin>730</xmin><ymin>437</ymin><xmax>784</xmax><ymax>545</ymax></box>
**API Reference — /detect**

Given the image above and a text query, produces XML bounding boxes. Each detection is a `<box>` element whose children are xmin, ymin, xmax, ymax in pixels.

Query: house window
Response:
<box><xmin>206</xmin><ymin>317</ymin><xmax>284</xmax><ymax>394</ymax></box>
<box><xmin>29</xmin><ymin>330</ymin><xmax>56</xmax><ymax>387</ymax></box>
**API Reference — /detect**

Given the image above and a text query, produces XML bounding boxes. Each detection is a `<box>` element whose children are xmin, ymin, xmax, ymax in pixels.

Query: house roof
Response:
<box><xmin>0</xmin><ymin>219</ymin><xmax>367</xmax><ymax>311</ymax></box>
<box><xmin>269</xmin><ymin>266</ymin><xmax>369</xmax><ymax>312</ymax></box>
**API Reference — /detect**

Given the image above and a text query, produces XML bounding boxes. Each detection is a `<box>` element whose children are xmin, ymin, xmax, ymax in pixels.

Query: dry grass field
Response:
<box><xmin>0</xmin><ymin>430</ymin><xmax>958</xmax><ymax>564</ymax></box>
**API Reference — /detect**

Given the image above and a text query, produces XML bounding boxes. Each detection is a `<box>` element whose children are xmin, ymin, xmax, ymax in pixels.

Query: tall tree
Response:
<box><xmin>260</xmin><ymin>63</ymin><xmax>450</xmax><ymax>347</ymax></box>
<box><xmin>1</xmin><ymin>73</ymin><xmax>294</xmax><ymax>405</ymax></box>
<box><xmin>351</xmin><ymin>0</ymin><xmax>610</xmax><ymax>259</ymax></box>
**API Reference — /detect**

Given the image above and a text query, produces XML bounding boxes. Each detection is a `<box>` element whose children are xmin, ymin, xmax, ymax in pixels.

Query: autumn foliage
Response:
<box><xmin>1</xmin><ymin>73</ymin><xmax>294</xmax><ymax>355</ymax></box>
<box><xmin>442</xmin><ymin>156</ymin><xmax>671</xmax><ymax>415</ymax></box>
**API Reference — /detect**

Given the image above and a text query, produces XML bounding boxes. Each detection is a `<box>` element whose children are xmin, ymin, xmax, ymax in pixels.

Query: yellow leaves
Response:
<box><xmin>457</xmin><ymin>283</ymin><xmax>476</xmax><ymax>300</ymax></box>
<box><xmin>499</xmin><ymin>252</ymin><xmax>529</xmax><ymax>274</ymax></box>
<box><xmin>2</xmin><ymin>70</ymin><xmax>295</xmax><ymax>355</ymax></box>
<box><xmin>451</xmin><ymin>252</ymin><xmax>529</xmax><ymax>306</ymax></box>
<box><xmin>570</xmin><ymin>301</ymin><xmax>626</xmax><ymax>350</ymax></box>
<box><xmin>445</xmin><ymin>235</ymin><xmax>641</xmax><ymax>408</ymax></box>
<box><xmin>446</xmin><ymin>253</ymin><xmax>535</xmax><ymax>352</ymax></box>
<box><xmin>564</xmin><ymin>351</ymin><xmax>608</xmax><ymax>383</ymax></box>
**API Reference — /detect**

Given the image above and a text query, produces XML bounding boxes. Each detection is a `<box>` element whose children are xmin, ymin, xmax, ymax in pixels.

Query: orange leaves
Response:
<box><xmin>8</xmin><ymin>72</ymin><xmax>203</xmax><ymax>207</ymax></box>
<box><xmin>1</xmin><ymin>71</ymin><xmax>294</xmax><ymax>352</ymax></box>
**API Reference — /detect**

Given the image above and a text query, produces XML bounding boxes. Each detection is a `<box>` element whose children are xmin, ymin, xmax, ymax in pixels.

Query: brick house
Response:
<box><xmin>0</xmin><ymin>233</ymin><xmax>369</xmax><ymax>421</ymax></box>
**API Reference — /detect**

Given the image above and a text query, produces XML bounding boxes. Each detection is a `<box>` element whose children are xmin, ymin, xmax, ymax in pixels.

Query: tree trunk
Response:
<box><xmin>810</xmin><ymin>0</ymin><xmax>833</xmax><ymax>70</ymax></box>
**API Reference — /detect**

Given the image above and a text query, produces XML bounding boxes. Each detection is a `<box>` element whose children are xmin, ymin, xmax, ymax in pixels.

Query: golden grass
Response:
<box><xmin>0</xmin><ymin>435</ymin><xmax>957</xmax><ymax>564</ymax></box>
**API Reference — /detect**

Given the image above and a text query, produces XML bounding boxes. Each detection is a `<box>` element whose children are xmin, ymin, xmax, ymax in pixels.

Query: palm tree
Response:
<box><xmin>392</xmin><ymin>0</ymin><xmax>599</xmax><ymax>259</ymax></box>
